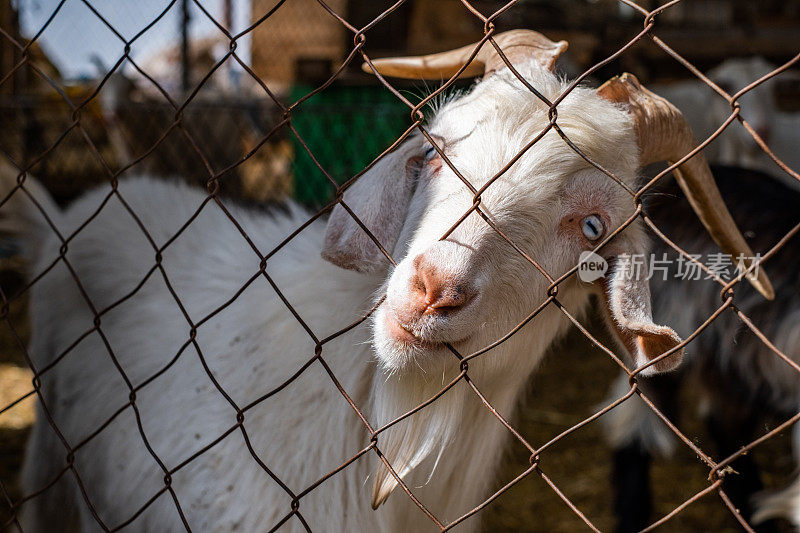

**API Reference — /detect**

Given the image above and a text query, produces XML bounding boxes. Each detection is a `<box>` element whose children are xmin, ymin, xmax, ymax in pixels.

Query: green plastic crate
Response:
<box><xmin>288</xmin><ymin>84</ymin><xmax>416</xmax><ymax>206</ymax></box>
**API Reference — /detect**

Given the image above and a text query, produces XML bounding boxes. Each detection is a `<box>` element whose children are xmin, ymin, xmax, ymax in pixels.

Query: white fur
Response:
<box><xmin>600</xmin><ymin>372</ymin><xmax>675</xmax><ymax>457</ymax></box>
<box><xmin>752</xmin><ymin>423</ymin><xmax>800</xmax><ymax>526</ymax></box>
<box><xmin>8</xmin><ymin>60</ymin><xmax>674</xmax><ymax>531</ymax></box>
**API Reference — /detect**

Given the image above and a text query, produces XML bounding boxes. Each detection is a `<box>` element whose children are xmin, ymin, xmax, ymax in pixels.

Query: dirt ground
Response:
<box><xmin>0</xmin><ymin>262</ymin><xmax>795</xmax><ymax>532</ymax></box>
<box><xmin>481</xmin><ymin>327</ymin><xmax>795</xmax><ymax>532</ymax></box>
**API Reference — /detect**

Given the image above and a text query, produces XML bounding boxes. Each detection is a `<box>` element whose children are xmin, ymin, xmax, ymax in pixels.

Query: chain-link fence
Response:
<box><xmin>1</xmin><ymin>0</ymin><xmax>799</xmax><ymax>531</ymax></box>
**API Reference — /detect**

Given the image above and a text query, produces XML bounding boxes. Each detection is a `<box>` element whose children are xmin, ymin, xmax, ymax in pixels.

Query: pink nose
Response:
<box><xmin>408</xmin><ymin>254</ymin><xmax>476</xmax><ymax>317</ymax></box>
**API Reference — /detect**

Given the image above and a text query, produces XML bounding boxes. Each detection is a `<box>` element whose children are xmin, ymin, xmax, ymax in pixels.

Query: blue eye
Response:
<box><xmin>581</xmin><ymin>215</ymin><xmax>604</xmax><ymax>241</ymax></box>
<box><xmin>424</xmin><ymin>145</ymin><xmax>437</xmax><ymax>159</ymax></box>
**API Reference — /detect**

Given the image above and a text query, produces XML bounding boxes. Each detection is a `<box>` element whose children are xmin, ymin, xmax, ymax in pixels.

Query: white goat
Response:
<box><xmin>652</xmin><ymin>57</ymin><xmax>800</xmax><ymax>188</ymax></box>
<box><xmin>5</xmin><ymin>30</ymin><xmax>769</xmax><ymax>532</ymax></box>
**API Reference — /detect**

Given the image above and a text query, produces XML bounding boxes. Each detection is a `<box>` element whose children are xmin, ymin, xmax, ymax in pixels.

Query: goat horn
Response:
<box><xmin>361</xmin><ymin>29</ymin><xmax>567</xmax><ymax>79</ymax></box>
<box><xmin>598</xmin><ymin>73</ymin><xmax>774</xmax><ymax>300</ymax></box>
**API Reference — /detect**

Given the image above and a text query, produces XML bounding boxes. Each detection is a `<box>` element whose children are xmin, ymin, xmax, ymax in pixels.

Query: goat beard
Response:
<box><xmin>369</xmin><ymin>367</ymin><xmax>466</xmax><ymax>509</ymax></box>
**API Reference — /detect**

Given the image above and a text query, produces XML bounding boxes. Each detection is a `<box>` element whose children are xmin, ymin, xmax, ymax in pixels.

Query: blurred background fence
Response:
<box><xmin>2</xmin><ymin>0</ymin><xmax>800</xmax><ymax>209</ymax></box>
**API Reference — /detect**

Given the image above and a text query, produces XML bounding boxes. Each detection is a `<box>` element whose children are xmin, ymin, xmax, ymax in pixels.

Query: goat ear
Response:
<box><xmin>597</xmin><ymin>254</ymin><xmax>683</xmax><ymax>376</ymax></box>
<box><xmin>322</xmin><ymin>139</ymin><xmax>422</xmax><ymax>273</ymax></box>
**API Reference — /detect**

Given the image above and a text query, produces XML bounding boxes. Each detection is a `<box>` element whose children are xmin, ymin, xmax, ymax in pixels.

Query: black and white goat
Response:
<box><xmin>603</xmin><ymin>165</ymin><xmax>800</xmax><ymax>532</ymax></box>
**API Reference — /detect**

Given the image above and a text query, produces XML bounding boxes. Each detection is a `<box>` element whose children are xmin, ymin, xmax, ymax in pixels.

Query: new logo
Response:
<box><xmin>578</xmin><ymin>251</ymin><xmax>608</xmax><ymax>282</ymax></box>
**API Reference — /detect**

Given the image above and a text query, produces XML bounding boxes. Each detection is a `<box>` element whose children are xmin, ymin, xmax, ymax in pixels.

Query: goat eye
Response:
<box><xmin>424</xmin><ymin>145</ymin><xmax>437</xmax><ymax>159</ymax></box>
<box><xmin>580</xmin><ymin>215</ymin><xmax>604</xmax><ymax>241</ymax></box>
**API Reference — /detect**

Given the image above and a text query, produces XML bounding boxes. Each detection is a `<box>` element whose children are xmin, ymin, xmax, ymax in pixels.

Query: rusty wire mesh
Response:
<box><xmin>0</xmin><ymin>0</ymin><xmax>799</xmax><ymax>531</ymax></box>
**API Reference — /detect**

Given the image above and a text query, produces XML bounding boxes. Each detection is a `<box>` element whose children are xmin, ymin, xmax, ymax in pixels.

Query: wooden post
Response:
<box><xmin>0</xmin><ymin>0</ymin><xmax>22</xmax><ymax>95</ymax></box>
<box><xmin>180</xmin><ymin>0</ymin><xmax>191</xmax><ymax>92</ymax></box>
<box><xmin>223</xmin><ymin>0</ymin><xmax>233</xmax><ymax>32</ymax></box>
